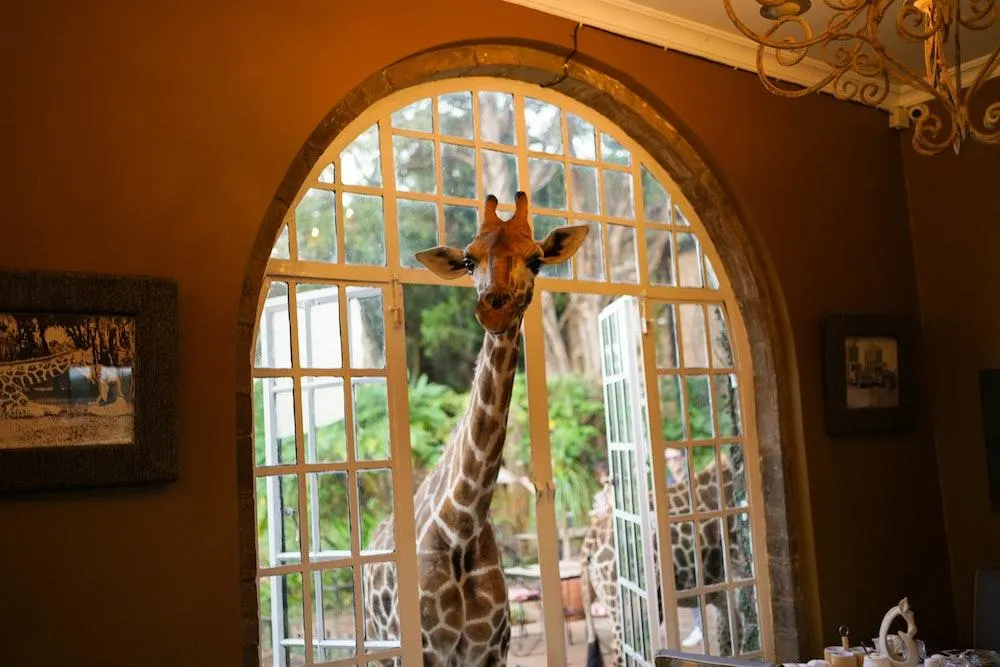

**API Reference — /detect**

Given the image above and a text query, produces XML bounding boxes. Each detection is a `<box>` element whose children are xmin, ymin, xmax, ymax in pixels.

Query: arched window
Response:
<box><xmin>252</xmin><ymin>78</ymin><xmax>773</xmax><ymax>666</ymax></box>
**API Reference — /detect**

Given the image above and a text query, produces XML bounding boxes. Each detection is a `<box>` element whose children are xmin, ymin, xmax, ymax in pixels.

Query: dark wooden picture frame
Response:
<box><xmin>821</xmin><ymin>313</ymin><xmax>916</xmax><ymax>437</ymax></box>
<box><xmin>0</xmin><ymin>269</ymin><xmax>178</xmax><ymax>492</ymax></box>
<box><xmin>977</xmin><ymin>370</ymin><xmax>1000</xmax><ymax>514</ymax></box>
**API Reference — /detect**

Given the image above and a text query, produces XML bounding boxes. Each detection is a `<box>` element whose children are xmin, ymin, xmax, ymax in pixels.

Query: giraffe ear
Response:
<box><xmin>539</xmin><ymin>225</ymin><xmax>589</xmax><ymax>265</ymax></box>
<box><xmin>415</xmin><ymin>246</ymin><xmax>468</xmax><ymax>280</ymax></box>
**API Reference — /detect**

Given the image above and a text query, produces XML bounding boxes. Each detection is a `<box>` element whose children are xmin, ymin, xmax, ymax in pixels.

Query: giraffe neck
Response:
<box><xmin>431</xmin><ymin>325</ymin><xmax>521</xmax><ymax>529</ymax></box>
<box><xmin>0</xmin><ymin>351</ymin><xmax>80</xmax><ymax>387</ymax></box>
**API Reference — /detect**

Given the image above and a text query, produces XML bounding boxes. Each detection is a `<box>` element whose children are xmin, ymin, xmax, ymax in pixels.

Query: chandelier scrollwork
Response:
<box><xmin>722</xmin><ymin>0</ymin><xmax>1000</xmax><ymax>155</ymax></box>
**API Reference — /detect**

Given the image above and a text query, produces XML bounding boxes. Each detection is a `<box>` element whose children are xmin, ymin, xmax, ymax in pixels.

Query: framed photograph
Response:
<box><xmin>821</xmin><ymin>314</ymin><xmax>916</xmax><ymax>437</ymax></box>
<box><xmin>0</xmin><ymin>269</ymin><xmax>178</xmax><ymax>492</ymax></box>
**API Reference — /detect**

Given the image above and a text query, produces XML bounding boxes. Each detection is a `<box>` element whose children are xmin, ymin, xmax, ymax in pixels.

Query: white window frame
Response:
<box><xmin>252</xmin><ymin>77</ymin><xmax>773</xmax><ymax>666</ymax></box>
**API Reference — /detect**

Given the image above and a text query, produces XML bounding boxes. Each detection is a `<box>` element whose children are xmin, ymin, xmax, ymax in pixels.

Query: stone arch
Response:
<box><xmin>235</xmin><ymin>41</ymin><xmax>806</xmax><ymax>664</ymax></box>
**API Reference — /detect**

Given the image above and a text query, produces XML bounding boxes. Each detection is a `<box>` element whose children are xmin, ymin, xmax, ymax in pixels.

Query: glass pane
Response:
<box><xmin>296</xmin><ymin>188</ymin><xmax>338</xmax><ymax>264</ymax></box>
<box><xmin>608</xmin><ymin>223</ymin><xmax>638</xmax><ymax>284</ymax></box>
<box><xmin>358</xmin><ymin>468</ymin><xmax>394</xmax><ymax>553</ymax></box>
<box><xmin>312</xmin><ymin>567</ymin><xmax>356</xmax><ymax>662</ymax></box>
<box><xmin>676</xmin><ymin>597</ymin><xmax>705</xmax><ymax>652</ymax></box>
<box><xmin>444</xmin><ymin>205</ymin><xmax>478</xmax><ymax>249</ymax></box>
<box><xmin>705</xmin><ymin>589</ymin><xmax>732</xmax><ymax>655</ymax></box>
<box><xmin>347</xmin><ymin>287</ymin><xmax>386</xmax><ymax>369</ymax></box>
<box><xmin>479</xmin><ymin>91</ymin><xmax>516</xmax><ymax>145</ymax></box>
<box><xmin>341</xmin><ymin>124</ymin><xmax>382</xmax><ymax>187</ymax></box>
<box><xmin>641</xmin><ymin>166</ymin><xmax>670</xmax><ymax>222</ymax></box>
<box><xmin>441</xmin><ymin>143</ymin><xmax>476</xmax><ymax>199</ymax></box>
<box><xmin>733</xmin><ymin>586</ymin><xmax>761</xmax><ymax>654</ymax></box>
<box><xmin>302</xmin><ymin>376</ymin><xmax>347</xmax><ymax>463</ymax></box>
<box><xmin>601</xmin><ymin>132</ymin><xmax>630</xmax><ymax>165</ymax></box>
<box><xmin>653</xmin><ymin>303</ymin><xmax>679</xmax><ymax>369</ymax></box>
<box><xmin>296</xmin><ymin>283</ymin><xmax>342</xmax><ymax>369</ymax></box>
<box><xmin>727</xmin><ymin>513</ymin><xmax>755</xmax><ymax>580</ymax></box>
<box><xmin>258</xmin><ymin>573</ymin><xmax>305</xmax><ymax>665</ymax></box>
<box><xmin>397</xmin><ymin>198</ymin><xmax>438</xmax><ymax>269</ymax></box>
<box><xmin>702</xmin><ymin>258</ymin><xmax>719</xmax><ymax>293</ymax></box>
<box><xmin>679</xmin><ymin>304</ymin><xmax>709</xmax><ymax>368</ymax></box>
<box><xmin>576</xmin><ymin>221</ymin><xmax>605</xmax><ymax>281</ymax></box>
<box><xmin>674</xmin><ymin>204</ymin><xmax>691</xmax><ymax>227</ymax></box>
<box><xmin>354</xmin><ymin>378</ymin><xmax>391</xmax><ymax>461</ymax></box>
<box><xmin>439</xmin><ymin>91</ymin><xmax>474</xmax><ymax>139</ymax></box>
<box><xmin>271</xmin><ymin>224</ymin><xmax>290</xmax><ymax>260</ymax></box>
<box><xmin>569</xmin><ymin>164</ymin><xmax>599</xmax><ymax>214</ymax></box>
<box><xmin>525</xmin><ymin>97</ymin><xmax>562</xmax><ymax>153</ymax></box>
<box><xmin>392</xmin><ymin>135</ymin><xmax>436</xmax><ymax>194</ymax></box>
<box><xmin>708</xmin><ymin>305</ymin><xmax>735</xmax><ymax>368</ymax></box>
<box><xmin>700</xmin><ymin>517</ymin><xmax>726</xmax><ymax>585</ymax></box>
<box><xmin>343</xmin><ymin>193</ymin><xmax>386</xmax><ymax>266</ymax></box>
<box><xmin>722</xmin><ymin>444</ymin><xmax>748</xmax><ymax>508</ymax></box>
<box><xmin>673</xmin><ymin>525</ymin><xmax>698</xmax><ymax>591</ymax></box>
<box><xmin>256</xmin><ymin>475</ymin><xmax>301</xmax><ymax>567</ymax></box>
<box><xmin>363</xmin><ymin>562</ymin><xmax>401</xmax><ymax>653</ymax></box>
<box><xmin>692</xmin><ymin>445</ymin><xmax>720</xmax><ymax>511</ymax></box>
<box><xmin>318</xmin><ymin>162</ymin><xmax>335</xmax><ymax>184</ymax></box>
<box><xmin>659</xmin><ymin>375</ymin><xmax>685</xmax><ymax>441</ymax></box>
<box><xmin>602</xmin><ymin>170</ymin><xmax>635</xmax><ymax>220</ymax></box>
<box><xmin>567</xmin><ymin>113</ymin><xmax>596</xmax><ymax>160</ymax></box>
<box><xmin>390</xmin><ymin>97</ymin><xmax>432</xmax><ymax>132</ymax></box>
<box><xmin>308</xmin><ymin>472</ymin><xmax>351</xmax><ymax>561</ymax></box>
<box><xmin>665</xmin><ymin>447</ymin><xmax>691</xmax><ymax>515</ymax></box>
<box><xmin>647</xmin><ymin>227</ymin><xmax>675</xmax><ymax>286</ymax></box>
<box><xmin>687</xmin><ymin>375</ymin><xmax>714</xmax><ymax>440</ymax></box>
<box><xmin>254</xmin><ymin>377</ymin><xmax>296</xmax><ymax>467</ymax></box>
<box><xmin>533</xmin><ymin>216</ymin><xmax>570</xmax><ymax>278</ymax></box>
<box><xmin>481</xmin><ymin>149</ymin><xmax>518</xmax><ymax>204</ymax></box>
<box><xmin>529</xmin><ymin>158</ymin><xmax>566</xmax><ymax>210</ymax></box>
<box><xmin>677</xmin><ymin>232</ymin><xmax>704</xmax><ymax>287</ymax></box>
<box><xmin>714</xmin><ymin>374</ymin><xmax>742</xmax><ymax>437</ymax></box>
<box><xmin>256</xmin><ymin>281</ymin><xmax>291</xmax><ymax>369</ymax></box>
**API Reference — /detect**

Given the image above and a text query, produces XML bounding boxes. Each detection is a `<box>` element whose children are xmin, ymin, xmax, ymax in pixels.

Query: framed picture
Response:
<box><xmin>821</xmin><ymin>313</ymin><xmax>916</xmax><ymax>437</ymax></box>
<box><xmin>0</xmin><ymin>269</ymin><xmax>178</xmax><ymax>492</ymax></box>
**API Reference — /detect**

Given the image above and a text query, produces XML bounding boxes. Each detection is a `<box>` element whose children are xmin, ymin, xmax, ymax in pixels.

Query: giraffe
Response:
<box><xmin>579</xmin><ymin>450</ymin><xmax>758</xmax><ymax>665</ymax></box>
<box><xmin>363</xmin><ymin>191</ymin><xmax>590</xmax><ymax>667</ymax></box>
<box><xmin>0</xmin><ymin>348</ymin><xmax>92</xmax><ymax>420</ymax></box>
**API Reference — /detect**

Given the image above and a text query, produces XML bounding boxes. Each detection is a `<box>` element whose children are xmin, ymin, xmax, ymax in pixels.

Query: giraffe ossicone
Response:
<box><xmin>364</xmin><ymin>192</ymin><xmax>588</xmax><ymax>666</ymax></box>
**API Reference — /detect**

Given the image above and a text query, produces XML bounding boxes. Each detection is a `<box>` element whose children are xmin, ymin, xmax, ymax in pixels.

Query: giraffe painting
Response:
<box><xmin>0</xmin><ymin>313</ymin><xmax>135</xmax><ymax>448</ymax></box>
<box><xmin>579</xmin><ymin>450</ymin><xmax>759</xmax><ymax>665</ymax></box>
<box><xmin>363</xmin><ymin>191</ymin><xmax>589</xmax><ymax>666</ymax></box>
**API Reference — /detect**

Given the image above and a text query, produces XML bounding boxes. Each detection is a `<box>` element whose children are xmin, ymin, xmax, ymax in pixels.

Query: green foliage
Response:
<box><xmin>507</xmin><ymin>373</ymin><xmax>606</xmax><ymax>527</ymax></box>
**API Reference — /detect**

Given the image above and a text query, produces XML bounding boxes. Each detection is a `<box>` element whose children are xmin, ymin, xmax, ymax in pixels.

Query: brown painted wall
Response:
<box><xmin>0</xmin><ymin>0</ymin><xmax>954</xmax><ymax>663</ymax></box>
<box><xmin>904</xmin><ymin>112</ymin><xmax>1000</xmax><ymax>646</ymax></box>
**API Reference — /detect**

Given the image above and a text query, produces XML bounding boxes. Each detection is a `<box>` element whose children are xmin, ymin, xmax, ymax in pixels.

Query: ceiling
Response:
<box><xmin>502</xmin><ymin>0</ymin><xmax>1000</xmax><ymax>122</ymax></box>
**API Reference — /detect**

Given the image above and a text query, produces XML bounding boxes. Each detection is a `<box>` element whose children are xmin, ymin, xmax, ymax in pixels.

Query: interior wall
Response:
<box><xmin>903</xmin><ymin>106</ymin><xmax>1000</xmax><ymax>645</ymax></box>
<box><xmin>0</xmin><ymin>0</ymin><xmax>954</xmax><ymax>663</ymax></box>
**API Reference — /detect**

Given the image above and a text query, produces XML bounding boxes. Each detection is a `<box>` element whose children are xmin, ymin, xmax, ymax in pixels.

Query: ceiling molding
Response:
<box><xmin>503</xmin><ymin>0</ymin><xmax>999</xmax><ymax>127</ymax></box>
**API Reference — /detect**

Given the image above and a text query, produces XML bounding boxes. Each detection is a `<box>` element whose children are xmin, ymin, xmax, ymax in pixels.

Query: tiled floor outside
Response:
<box><xmin>505</xmin><ymin>605</ymin><xmax>707</xmax><ymax>667</ymax></box>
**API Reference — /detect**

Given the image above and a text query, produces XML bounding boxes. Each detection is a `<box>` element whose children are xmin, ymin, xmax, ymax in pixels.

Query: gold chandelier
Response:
<box><xmin>722</xmin><ymin>0</ymin><xmax>1000</xmax><ymax>155</ymax></box>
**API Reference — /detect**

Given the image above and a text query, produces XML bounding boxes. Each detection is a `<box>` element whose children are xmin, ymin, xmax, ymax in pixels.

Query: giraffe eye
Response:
<box><xmin>527</xmin><ymin>257</ymin><xmax>543</xmax><ymax>274</ymax></box>
<box><xmin>463</xmin><ymin>257</ymin><xmax>475</xmax><ymax>273</ymax></box>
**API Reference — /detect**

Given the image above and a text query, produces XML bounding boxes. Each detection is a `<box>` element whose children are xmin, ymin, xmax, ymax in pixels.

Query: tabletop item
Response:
<box><xmin>878</xmin><ymin>598</ymin><xmax>920</xmax><ymax>667</ymax></box>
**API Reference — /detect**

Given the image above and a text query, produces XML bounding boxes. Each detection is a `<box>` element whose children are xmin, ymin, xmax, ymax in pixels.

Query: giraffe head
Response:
<box><xmin>415</xmin><ymin>191</ymin><xmax>589</xmax><ymax>334</ymax></box>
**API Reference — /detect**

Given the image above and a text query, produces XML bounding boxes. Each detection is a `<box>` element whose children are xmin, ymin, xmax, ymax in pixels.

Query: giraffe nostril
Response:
<box><xmin>484</xmin><ymin>293</ymin><xmax>509</xmax><ymax>309</ymax></box>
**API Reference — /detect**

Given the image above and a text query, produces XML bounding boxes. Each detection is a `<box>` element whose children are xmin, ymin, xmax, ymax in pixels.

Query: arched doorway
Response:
<box><xmin>237</xmin><ymin>45</ymin><xmax>803</xmax><ymax>667</ymax></box>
